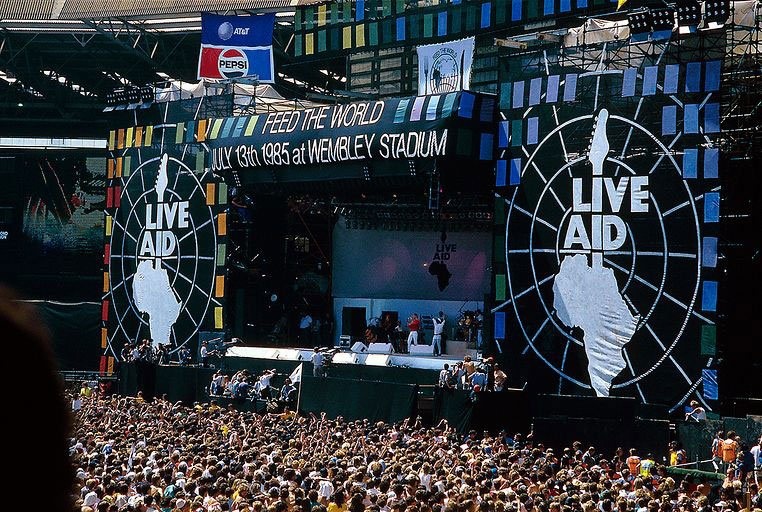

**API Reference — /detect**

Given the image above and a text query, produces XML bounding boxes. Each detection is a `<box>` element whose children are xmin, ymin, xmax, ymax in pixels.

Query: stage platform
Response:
<box><xmin>225</xmin><ymin>344</ymin><xmax>471</xmax><ymax>372</ymax></box>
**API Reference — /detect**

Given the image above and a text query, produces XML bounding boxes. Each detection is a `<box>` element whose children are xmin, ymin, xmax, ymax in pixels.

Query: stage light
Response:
<box><xmin>703</xmin><ymin>0</ymin><xmax>730</xmax><ymax>25</ymax></box>
<box><xmin>140</xmin><ymin>86</ymin><xmax>154</xmax><ymax>103</ymax></box>
<box><xmin>677</xmin><ymin>0</ymin><xmax>702</xmax><ymax>27</ymax></box>
<box><xmin>651</xmin><ymin>7</ymin><xmax>676</xmax><ymax>31</ymax></box>
<box><xmin>628</xmin><ymin>10</ymin><xmax>653</xmax><ymax>37</ymax></box>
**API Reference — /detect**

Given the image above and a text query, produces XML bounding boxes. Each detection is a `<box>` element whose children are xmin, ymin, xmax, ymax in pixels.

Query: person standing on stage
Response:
<box><xmin>407</xmin><ymin>313</ymin><xmax>421</xmax><ymax>349</ymax></box>
<box><xmin>394</xmin><ymin>320</ymin><xmax>404</xmax><ymax>353</ymax></box>
<box><xmin>255</xmin><ymin>369</ymin><xmax>276</xmax><ymax>399</ymax></box>
<box><xmin>432</xmin><ymin>311</ymin><xmax>445</xmax><ymax>356</ymax></box>
<box><xmin>299</xmin><ymin>310</ymin><xmax>313</xmax><ymax>346</ymax></box>
<box><xmin>311</xmin><ymin>346</ymin><xmax>325</xmax><ymax>377</ymax></box>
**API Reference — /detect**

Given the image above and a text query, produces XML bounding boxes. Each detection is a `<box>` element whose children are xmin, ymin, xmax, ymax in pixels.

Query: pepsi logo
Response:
<box><xmin>218</xmin><ymin>48</ymin><xmax>249</xmax><ymax>79</ymax></box>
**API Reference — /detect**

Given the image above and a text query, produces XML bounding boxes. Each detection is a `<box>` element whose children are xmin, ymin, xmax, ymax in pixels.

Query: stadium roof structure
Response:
<box><xmin>0</xmin><ymin>0</ymin><xmax>344</xmax><ymax>138</ymax></box>
<box><xmin>0</xmin><ymin>0</ymin><xmax>322</xmax><ymax>20</ymax></box>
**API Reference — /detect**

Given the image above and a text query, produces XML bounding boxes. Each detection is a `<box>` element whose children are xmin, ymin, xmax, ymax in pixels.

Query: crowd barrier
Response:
<box><xmin>116</xmin><ymin>363</ymin><xmax>760</xmax><ymax>445</ymax></box>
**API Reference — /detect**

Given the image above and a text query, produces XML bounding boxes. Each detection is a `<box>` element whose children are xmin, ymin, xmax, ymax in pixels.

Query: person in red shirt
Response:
<box><xmin>407</xmin><ymin>313</ymin><xmax>421</xmax><ymax>349</ymax></box>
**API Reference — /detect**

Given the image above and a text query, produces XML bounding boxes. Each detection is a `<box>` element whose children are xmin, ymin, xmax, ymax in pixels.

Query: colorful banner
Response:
<box><xmin>198</xmin><ymin>13</ymin><xmax>275</xmax><ymax>82</ymax></box>
<box><xmin>416</xmin><ymin>37</ymin><xmax>475</xmax><ymax>95</ymax></box>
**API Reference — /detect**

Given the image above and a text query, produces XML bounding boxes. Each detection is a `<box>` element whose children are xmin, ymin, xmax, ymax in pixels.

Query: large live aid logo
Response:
<box><xmin>505</xmin><ymin>106</ymin><xmax>704</xmax><ymax>402</ymax></box>
<box><xmin>108</xmin><ymin>154</ymin><xmax>217</xmax><ymax>354</ymax></box>
<box><xmin>218</xmin><ymin>48</ymin><xmax>249</xmax><ymax>79</ymax></box>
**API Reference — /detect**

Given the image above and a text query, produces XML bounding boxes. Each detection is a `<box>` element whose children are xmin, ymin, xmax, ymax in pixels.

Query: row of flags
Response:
<box><xmin>198</xmin><ymin>13</ymin><xmax>476</xmax><ymax>96</ymax></box>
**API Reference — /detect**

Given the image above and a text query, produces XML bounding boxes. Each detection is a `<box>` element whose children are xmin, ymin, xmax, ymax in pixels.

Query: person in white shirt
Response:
<box><xmin>751</xmin><ymin>436</ymin><xmax>761</xmax><ymax>484</ymax></box>
<box><xmin>432</xmin><ymin>311</ymin><xmax>445</xmax><ymax>356</ymax></box>
<box><xmin>255</xmin><ymin>369</ymin><xmax>276</xmax><ymax>399</ymax></box>
<box><xmin>311</xmin><ymin>347</ymin><xmax>325</xmax><ymax>377</ymax></box>
<box><xmin>685</xmin><ymin>400</ymin><xmax>707</xmax><ymax>421</ymax></box>
<box><xmin>438</xmin><ymin>363</ymin><xmax>452</xmax><ymax>388</ymax></box>
<box><xmin>200</xmin><ymin>342</ymin><xmax>209</xmax><ymax>368</ymax></box>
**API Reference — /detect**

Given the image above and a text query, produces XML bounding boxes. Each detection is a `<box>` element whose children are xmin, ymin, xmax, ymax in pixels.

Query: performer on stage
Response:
<box><xmin>393</xmin><ymin>320</ymin><xmax>404</xmax><ymax>353</ymax></box>
<box><xmin>407</xmin><ymin>313</ymin><xmax>421</xmax><ymax>349</ymax></box>
<box><xmin>432</xmin><ymin>311</ymin><xmax>445</xmax><ymax>356</ymax></box>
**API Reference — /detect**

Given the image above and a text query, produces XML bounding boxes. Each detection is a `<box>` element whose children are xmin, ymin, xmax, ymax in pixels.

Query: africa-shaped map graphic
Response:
<box><xmin>132</xmin><ymin>154</ymin><xmax>181</xmax><ymax>346</ymax></box>
<box><xmin>552</xmin><ymin>110</ymin><xmax>640</xmax><ymax>397</ymax></box>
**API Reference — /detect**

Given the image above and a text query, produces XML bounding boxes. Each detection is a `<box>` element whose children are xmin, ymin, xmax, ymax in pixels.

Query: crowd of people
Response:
<box><xmin>70</xmin><ymin>391</ymin><xmax>761</xmax><ymax>512</ymax></box>
<box><xmin>122</xmin><ymin>339</ymin><xmax>173</xmax><ymax>365</ymax></box>
<box><xmin>438</xmin><ymin>356</ymin><xmax>509</xmax><ymax>393</ymax></box>
<box><xmin>208</xmin><ymin>368</ymin><xmax>296</xmax><ymax>406</ymax></box>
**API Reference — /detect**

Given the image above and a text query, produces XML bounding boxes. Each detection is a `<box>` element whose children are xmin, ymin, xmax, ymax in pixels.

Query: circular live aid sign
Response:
<box><xmin>218</xmin><ymin>48</ymin><xmax>249</xmax><ymax>79</ymax></box>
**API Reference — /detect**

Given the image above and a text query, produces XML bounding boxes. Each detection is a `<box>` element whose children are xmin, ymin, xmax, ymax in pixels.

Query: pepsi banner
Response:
<box><xmin>198</xmin><ymin>13</ymin><xmax>275</xmax><ymax>82</ymax></box>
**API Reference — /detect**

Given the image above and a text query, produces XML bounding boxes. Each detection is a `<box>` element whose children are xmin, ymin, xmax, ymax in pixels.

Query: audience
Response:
<box><xmin>69</xmin><ymin>393</ymin><xmax>762</xmax><ymax>512</ymax></box>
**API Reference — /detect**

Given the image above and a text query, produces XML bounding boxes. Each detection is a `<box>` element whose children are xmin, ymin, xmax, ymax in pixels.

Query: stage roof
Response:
<box><xmin>0</xmin><ymin>0</ymin><xmax>322</xmax><ymax>20</ymax></box>
<box><xmin>0</xmin><ymin>1</ymin><xmax>344</xmax><ymax>139</ymax></box>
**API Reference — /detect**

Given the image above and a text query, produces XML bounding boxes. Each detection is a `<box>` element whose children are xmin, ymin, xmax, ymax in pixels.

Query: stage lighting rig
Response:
<box><xmin>651</xmin><ymin>7</ymin><xmax>676</xmax><ymax>31</ymax></box>
<box><xmin>703</xmin><ymin>0</ymin><xmax>731</xmax><ymax>26</ymax></box>
<box><xmin>628</xmin><ymin>10</ymin><xmax>653</xmax><ymax>40</ymax></box>
<box><xmin>140</xmin><ymin>86</ymin><xmax>154</xmax><ymax>103</ymax></box>
<box><xmin>104</xmin><ymin>85</ymin><xmax>155</xmax><ymax>111</ymax></box>
<box><xmin>677</xmin><ymin>0</ymin><xmax>702</xmax><ymax>28</ymax></box>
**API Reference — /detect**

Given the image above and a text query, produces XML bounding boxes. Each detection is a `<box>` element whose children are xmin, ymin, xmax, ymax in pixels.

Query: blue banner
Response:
<box><xmin>201</xmin><ymin>13</ymin><xmax>274</xmax><ymax>46</ymax></box>
<box><xmin>198</xmin><ymin>14</ymin><xmax>275</xmax><ymax>82</ymax></box>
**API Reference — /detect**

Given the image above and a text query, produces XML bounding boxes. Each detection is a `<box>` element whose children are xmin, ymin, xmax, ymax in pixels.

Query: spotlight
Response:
<box><xmin>651</xmin><ymin>7</ymin><xmax>676</xmax><ymax>31</ymax></box>
<box><xmin>140</xmin><ymin>86</ymin><xmax>154</xmax><ymax>103</ymax></box>
<box><xmin>703</xmin><ymin>0</ymin><xmax>730</xmax><ymax>25</ymax></box>
<box><xmin>677</xmin><ymin>0</ymin><xmax>702</xmax><ymax>27</ymax></box>
<box><xmin>628</xmin><ymin>10</ymin><xmax>652</xmax><ymax>39</ymax></box>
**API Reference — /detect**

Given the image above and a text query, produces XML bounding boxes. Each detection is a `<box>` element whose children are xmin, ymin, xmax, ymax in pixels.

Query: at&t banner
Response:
<box><xmin>198</xmin><ymin>13</ymin><xmax>275</xmax><ymax>82</ymax></box>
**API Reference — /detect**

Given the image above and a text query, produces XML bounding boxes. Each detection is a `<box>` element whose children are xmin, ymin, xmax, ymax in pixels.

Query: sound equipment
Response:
<box><xmin>367</xmin><ymin>343</ymin><xmax>393</xmax><ymax>354</ymax></box>
<box><xmin>409</xmin><ymin>344</ymin><xmax>435</xmax><ymax>355</ymax></box>
<box><xmin>350</xmin><ymin>342</ymin><xmax>368</xmax><ymax>353</ymax></box>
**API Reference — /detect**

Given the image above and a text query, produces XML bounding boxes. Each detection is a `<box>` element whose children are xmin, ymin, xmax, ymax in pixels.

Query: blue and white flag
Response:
<box><xmin>198</xmin><ymin>13</ymin><xmax>275</xmax><ymax>82</ymax></box>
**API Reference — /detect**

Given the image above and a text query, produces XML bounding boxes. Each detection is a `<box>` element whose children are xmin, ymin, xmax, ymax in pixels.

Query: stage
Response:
<box><xmin>224</xmin><ymin>344</ymin><xmax>472</xmax><ymax>372</ymax></box>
